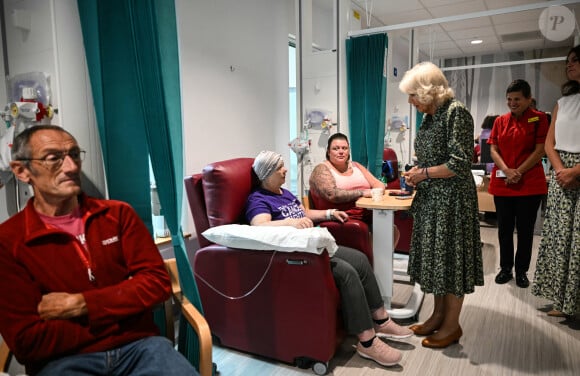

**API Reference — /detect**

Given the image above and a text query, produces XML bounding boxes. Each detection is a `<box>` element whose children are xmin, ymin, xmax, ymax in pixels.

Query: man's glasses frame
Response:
<box><xmin>17</xmin><ymin>149</ymin><xmax>86</xmax><ymax>170</ymax></box>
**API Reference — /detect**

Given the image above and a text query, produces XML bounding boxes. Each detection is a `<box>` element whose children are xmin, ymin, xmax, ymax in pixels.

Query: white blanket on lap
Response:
<box><xmin>202</xmin><ymin>224</ymin><xmax>338</xmax><ymax>256</ymax></box>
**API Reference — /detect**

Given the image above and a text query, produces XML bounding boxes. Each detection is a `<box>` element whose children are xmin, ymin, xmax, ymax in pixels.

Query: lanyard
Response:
<box><xmin>73</xmin><ymin>240</ymin><xmax>95</xmax><ymax>282</ymax></box>
<box><xmin>39</xmin><ymin>207</ymin><xmax>95</xmax><ymax>283</ymax></box>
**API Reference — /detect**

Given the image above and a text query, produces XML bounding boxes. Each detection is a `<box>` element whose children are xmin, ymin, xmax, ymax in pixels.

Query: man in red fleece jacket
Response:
<box><xmin>0</xmin><ymin>125</ymin><xmax>198</xmax><ymax>376</ymax></box>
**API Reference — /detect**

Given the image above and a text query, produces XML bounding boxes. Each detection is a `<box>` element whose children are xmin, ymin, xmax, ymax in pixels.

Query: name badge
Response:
<box><xmin>528</xmin><ymin>116</ymin><xmax>539</xmax><ymax>123</ymax></box>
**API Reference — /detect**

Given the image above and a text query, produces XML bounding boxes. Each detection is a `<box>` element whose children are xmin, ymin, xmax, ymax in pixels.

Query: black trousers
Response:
<box><xmin>494</xmin><ymin>195</ymin><xmax>543</xmax><ymax>274</ymax></box>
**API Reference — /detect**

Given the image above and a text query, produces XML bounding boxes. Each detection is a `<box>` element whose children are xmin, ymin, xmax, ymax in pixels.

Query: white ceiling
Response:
<box><xmin>350</xmin><ymin>0</ymin><xmax>580</xmax><ymax>59</ymax></box>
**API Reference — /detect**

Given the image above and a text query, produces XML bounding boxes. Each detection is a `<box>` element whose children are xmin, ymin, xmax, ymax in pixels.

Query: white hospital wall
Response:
<box><xmin>177</xmin><ymin>0</ymin><xmax>292</xmax><ymax>234</ymax></box>
<box><xmin>0</xmin><ymin>0</ymin><xmax>104</xmax><ymax>222</ymax></box>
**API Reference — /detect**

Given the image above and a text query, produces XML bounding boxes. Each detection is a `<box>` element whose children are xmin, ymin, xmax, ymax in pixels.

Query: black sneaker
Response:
<box><xmin>495</xmin><ymin>269</ymin><xmax>513</xmax><ymax>284</ymax></box>
<box><xmin>516</xmin><ymin>273</ymin><xmax>529</xmax><ymax>288</ymax></box>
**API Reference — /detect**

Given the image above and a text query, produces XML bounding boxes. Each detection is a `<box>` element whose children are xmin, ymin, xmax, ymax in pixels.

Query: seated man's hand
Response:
<box><xmin>38</xmin><ymin>292</ymin><xmax>88</xmax><ymax>320</ymax></box>
<box><xmin>290</xmin><ymin>217</ymin><xmax>314</xmax><ymax>229</ymax></box>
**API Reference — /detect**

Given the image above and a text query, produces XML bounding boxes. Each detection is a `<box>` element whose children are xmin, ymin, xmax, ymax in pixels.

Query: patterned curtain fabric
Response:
<box><xmin>77</xmin><ymin>0</ymin><xmax>204</xmax><ymax>368</ymax></box>
<box><xmin>346</xmin><ymin>33</ymin><xmax>388</xmax><ymax>177</ymax></box>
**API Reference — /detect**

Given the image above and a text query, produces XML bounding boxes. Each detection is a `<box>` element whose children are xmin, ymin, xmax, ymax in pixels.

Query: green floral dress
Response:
<box><xmin>408</xmin><ymin>99</ymin><xmax>484</xmax><ymax>296</ymax></box>
<box><xmin>532</xmin><ymin>150</ymin><xmax>580</xmax><ymax>315</ymax></box>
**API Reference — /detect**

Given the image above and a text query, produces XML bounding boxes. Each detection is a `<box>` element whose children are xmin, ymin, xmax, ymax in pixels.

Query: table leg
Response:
<box><xmin>372</xmin><ymin>209</ymin><xmax>394</xmax><ymax>309</ymax></box>
<box><xmin>371</xmin><ymin>209</ymin><xmax>424</xmax><ymax>320</ymax></box>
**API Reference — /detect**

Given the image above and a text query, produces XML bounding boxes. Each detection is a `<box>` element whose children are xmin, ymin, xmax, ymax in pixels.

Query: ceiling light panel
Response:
<box><xmin>491</xmin><ymin>9</ymin><xmax>542</xmax><ymax>25</ymax></box>
<box><xmin>495</xmin><ymin>19</ymin><xmax>542</xmax><ymax>35</ymax></box>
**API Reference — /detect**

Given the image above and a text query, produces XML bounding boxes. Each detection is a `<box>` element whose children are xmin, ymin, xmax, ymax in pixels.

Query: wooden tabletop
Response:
<box><xmin>356</xmin><ymin>190</ymin><xmax>414</xmax><ymax>210</ymax></box>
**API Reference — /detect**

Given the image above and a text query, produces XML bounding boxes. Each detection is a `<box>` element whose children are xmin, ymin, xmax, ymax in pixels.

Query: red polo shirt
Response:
<box><xmin>487</xmin><ymin>108</ymin><xmax>548</xmax><ymax>196</ymax></box>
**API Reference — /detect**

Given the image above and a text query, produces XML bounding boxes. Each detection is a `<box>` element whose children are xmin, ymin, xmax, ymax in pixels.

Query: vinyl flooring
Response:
<box><xmin>211</xmin><ymin>223</ymin><xmax>580</xmax><ymax>376</ymax></box>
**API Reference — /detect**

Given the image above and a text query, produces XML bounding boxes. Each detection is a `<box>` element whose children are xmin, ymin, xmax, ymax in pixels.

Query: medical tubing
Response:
<box><xmin>193</xmin><ymin>251</ymin><xmax>277</xmax><ymax>300</ymax></box>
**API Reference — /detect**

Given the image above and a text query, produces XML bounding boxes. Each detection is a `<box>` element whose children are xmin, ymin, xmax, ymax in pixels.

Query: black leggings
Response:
<box><xmin>494</xmin><ymin>195</ymin><xmax>543</xmax><ymax>273</ymax></box>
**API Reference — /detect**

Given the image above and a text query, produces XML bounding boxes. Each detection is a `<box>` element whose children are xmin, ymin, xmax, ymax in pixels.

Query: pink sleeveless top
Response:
<box><xmin>323</xmin><ymin>161</ymin><xmax>372</xmax><ymax>223</ymax></box>
<box><xmin>325</xmin><ymin>161</ymin><xmax>370</xmax><ymax>190</ymax></box>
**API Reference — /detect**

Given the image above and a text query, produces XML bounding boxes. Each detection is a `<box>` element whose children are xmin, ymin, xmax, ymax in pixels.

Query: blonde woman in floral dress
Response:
<box><xmin>398</xmin><ymin>62</ymin><xmax>483</xmax><ymax>348</ymax></box>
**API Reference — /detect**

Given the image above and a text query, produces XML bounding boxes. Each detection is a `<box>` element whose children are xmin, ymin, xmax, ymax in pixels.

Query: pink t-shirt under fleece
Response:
<box><xmin>38</xmin><ymin>206</ymin><xmax>84</xmax><ymax>244</ymax></box>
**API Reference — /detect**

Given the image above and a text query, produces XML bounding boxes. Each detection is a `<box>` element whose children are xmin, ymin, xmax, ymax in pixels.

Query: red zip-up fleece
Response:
<box><xmin>0</xmin><ymin>194</ymin><xmax>171</xmax><ymax>375</ymax></box>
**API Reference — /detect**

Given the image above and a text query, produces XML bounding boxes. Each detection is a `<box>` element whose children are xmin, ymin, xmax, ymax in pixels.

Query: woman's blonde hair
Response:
<box><xmin>399</xmin><ymin>62</ymin><xmax>454</xmax><ymax>107</ymax></box>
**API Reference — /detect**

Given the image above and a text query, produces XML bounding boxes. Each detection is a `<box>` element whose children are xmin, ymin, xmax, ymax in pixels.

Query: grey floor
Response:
<box><xmin>211</xmin><ymin>221</ymin><xmax>580</xmax><ymax>376</ymax></box>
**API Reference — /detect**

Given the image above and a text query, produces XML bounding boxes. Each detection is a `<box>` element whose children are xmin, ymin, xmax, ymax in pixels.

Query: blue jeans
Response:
<box><xmin>36</xmin><ymin>336</ymin><xmax>199</xmax><ymax>376</ymax></box>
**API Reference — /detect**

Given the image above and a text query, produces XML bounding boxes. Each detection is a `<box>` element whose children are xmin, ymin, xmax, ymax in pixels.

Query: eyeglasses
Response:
<box><xmin>18</xmin><ymin>149</ymin><xmax>86</xmax><ymax>169</ymax></box>
<box><xmin>566</xmin><ymin>56</ymin><xmax>579</xmax><ymax>64</ymax></box>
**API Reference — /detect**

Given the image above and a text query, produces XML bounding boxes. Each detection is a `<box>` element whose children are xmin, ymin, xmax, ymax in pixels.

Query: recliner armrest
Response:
<box><xmin>318</xmin><ymin>219</ymin><xmax>372</xmax><ymax>264</ymax></box>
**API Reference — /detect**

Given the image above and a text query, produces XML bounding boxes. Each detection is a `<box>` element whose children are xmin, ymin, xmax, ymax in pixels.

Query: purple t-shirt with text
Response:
<box><xmin>245</xmin><ymin>188</ymin><xmax>305</xmax><ymax>223</ymax></box>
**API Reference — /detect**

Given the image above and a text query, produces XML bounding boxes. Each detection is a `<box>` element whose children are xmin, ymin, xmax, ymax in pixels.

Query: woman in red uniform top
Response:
<box><xmin>488</xmin><ymin>79</ymin><xmax>548</xmax><ymax>288</ymax></box>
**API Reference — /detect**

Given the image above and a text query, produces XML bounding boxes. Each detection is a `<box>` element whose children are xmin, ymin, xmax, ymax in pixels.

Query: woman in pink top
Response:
<box><xmin>309</xmin><ymin>133</ymin><xmax>399</xmax><ymax>245</ymax></box>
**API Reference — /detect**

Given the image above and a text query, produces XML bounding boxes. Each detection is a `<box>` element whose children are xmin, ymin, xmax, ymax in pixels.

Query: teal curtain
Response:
<box><xmin>416</xmin><ymin>110</ymin><xmax>423</xmax><ymax>133</ymax></box>
<box><xmin>77</xmin><ymin>0</ymin><xmax>205</xmax><ymax>369</ymax></box>
<box><xmin>346</xmin><ymin>34</ymin><xmax>388</xmax><ymax>177</ymax></box>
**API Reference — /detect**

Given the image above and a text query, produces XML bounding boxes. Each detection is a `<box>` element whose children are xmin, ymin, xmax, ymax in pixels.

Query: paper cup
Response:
<box><xmin>371</xmin><ymin>188</ymin><xmax>384</xmax><ymax>202</ymax></box>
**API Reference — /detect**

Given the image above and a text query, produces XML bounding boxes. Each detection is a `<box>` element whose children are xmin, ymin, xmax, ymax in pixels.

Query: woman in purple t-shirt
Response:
<box><xmin>245</xmin><ymin>151</ymin><xmax>414</xmax><ymax>368</ymax></box>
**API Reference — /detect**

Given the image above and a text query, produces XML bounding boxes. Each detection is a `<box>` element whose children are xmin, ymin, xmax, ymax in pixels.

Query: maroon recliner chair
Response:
<box><xmin>184</xmin><ymin>158</ymin><xmax>371</xmax><ymax>374</ymax></box>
